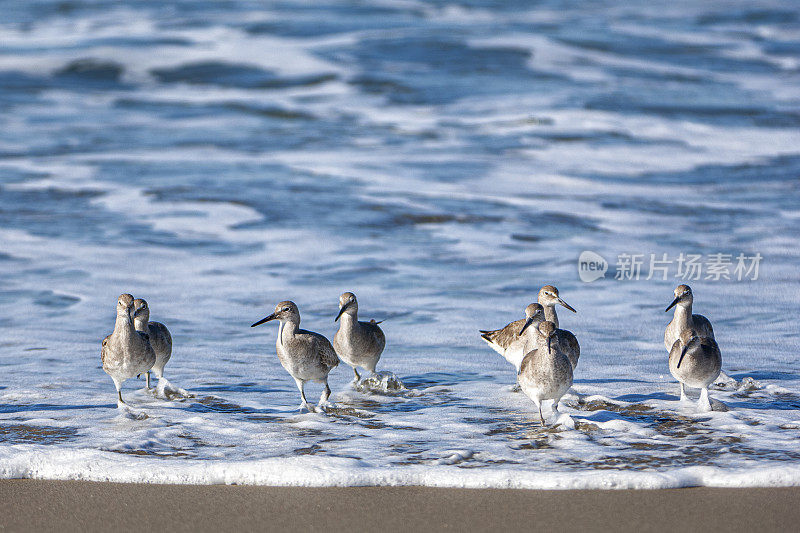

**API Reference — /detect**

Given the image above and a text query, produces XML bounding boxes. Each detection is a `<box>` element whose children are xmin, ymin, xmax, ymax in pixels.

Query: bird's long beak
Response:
<box><xmin>518</xmin><ymin>317</ymin><xmax>534</xmax><ymax>336</ymax></box>
<box><xmin>677</xmin><ymin>336</ymin><xmax>697</xmax><ymax>368</ymax></box>
<box><xmin>251</xmin><ymin>313</ymin><xmax>276</xmax><ymax>327</ymax></box>
<box><xmin>133</xmin><ymin>306</ymin><xmax>146</xmax><ymax>318</ymax></box>
<box><xmin>334</xmin><ymin>302</ymin><xmax>351</xmax><ymax>322</ymax></box>
<box><xmin>665</xmin><ymin>295</ymin><xmax>680</xmax><ymax>312</ymax></box>
<box><xmin>547</xmin><ymin>336</ymin><xmax>552</xmax><ymax>354</ymax></box>
<box><xmin>677</xmin><ymin>344</ymin><xmax>688</xmax><ymax>368</ymax></box>
<box><xmin>557</xmin><ymin>297</ymin><xmax>576</xmax><ymax>313</ymax></box>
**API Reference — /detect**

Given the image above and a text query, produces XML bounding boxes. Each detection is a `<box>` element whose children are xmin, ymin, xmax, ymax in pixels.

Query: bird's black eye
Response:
<box><xmin>282</xmin><ymin>307</ymin><xmax>289</xmax><ymax>312</ymax></box>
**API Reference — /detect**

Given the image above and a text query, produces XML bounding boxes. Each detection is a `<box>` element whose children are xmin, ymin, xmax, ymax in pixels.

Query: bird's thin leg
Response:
<box><xmin>295</xmin><ymin>378</ymin><xmax>313</xmax><ymax>413</ymax></box>
<box><xmin>323</xmin><ymin>382</ymin><xmax>331</xmax><ymax>403</ymax></box>
<box><xmin>680</xmin><ymin>382</ymin><xmax>689</xmax><ymax>402</ymax></box>
<box><xmin>318</xmin><ymin>380</ymin><xmax>333</xmax><ymax>410</ymax></box>
<box><xmin>117</xmin><ymin>388</ymin><xmax>126</xmax><ymax>408</ymax></box>
<box><xmin>146</xmin><ymin>371</ymin><xmax>151</xmax><ymax>390</ymax></box>
<box><xmin>537</xmin><ymin>401</ymin><xmax>545</xmax><ymax>427</ymax></box>
<box><xmin>352</xmin><ymin>367</ymin><xmax>361</xmax><ymax>383</ymax></box>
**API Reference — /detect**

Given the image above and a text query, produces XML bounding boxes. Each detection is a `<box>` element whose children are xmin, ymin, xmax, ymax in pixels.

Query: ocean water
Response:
<box><xmin>1</xmin><ymin>0</ymin><xmax>800</xmax><ymax>489</ymax></box>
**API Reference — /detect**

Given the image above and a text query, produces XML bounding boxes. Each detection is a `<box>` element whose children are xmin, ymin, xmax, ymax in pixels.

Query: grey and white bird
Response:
<box><xmin>479</xmin><ymin>303</ymin><xmax>544</xmax><ymax>372</ymax></box>
<box><xmin>518</xmin><ymin>321</ymin><xmax>573</xmax><ymax>426</ymax></box>
<box><xmin>333</xmin><ymin>292</ymin><xmax>385</xmax><ymax>383</ymax></box>
<box><xmin>668</xmin><ymin>328</ymin><xmax>722</xmax><ymax>412</ymax></box>
<box><xmin>537</xmin><ymin>285</ymin><xmax>580</xmax><ymax>369</ymax></box>
<box><xmin>101</xmin><ymin>293</ymin><xmax>156</xmax><ymax>407</ymax></box>
<box><xmin>664</xmin><ymin>284</ymin><xmax>715</xmax><ymax>352</ymax></box>
<box><xmin>133</xmin><ymin>298</ymin><xmax>172</xmax><ymax>390</ymax></box>
<box><xmin>251</xmin><ymin>301</ymin><xmax>339</xmax><ymax>413</ymax></box>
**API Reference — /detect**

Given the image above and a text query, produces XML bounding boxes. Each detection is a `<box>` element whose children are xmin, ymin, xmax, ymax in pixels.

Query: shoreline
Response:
<box><xmin>1</xmin><ymin>480</ymin><xmax>799</xmax><ymax>532</ymax></box>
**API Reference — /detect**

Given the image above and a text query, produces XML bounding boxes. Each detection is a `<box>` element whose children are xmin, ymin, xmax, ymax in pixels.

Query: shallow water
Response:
<box><xmin>1</xmin><ymin>0</ymin><xmax>799</xmax><ymax>488</ymax></box>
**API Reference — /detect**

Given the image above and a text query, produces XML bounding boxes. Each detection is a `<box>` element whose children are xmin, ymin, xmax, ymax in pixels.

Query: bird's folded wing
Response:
<box><xmin>319</xmin><ymin>340</ymin><xmax>340</xmax><ymax>368</ymax></box>
<box><xmin>481</xmin><ymin>319</ymin><xmax>525</xmax><ymax>349</ymax></box>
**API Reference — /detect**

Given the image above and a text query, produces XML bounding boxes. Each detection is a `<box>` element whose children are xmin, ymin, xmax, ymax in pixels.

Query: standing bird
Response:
<box><xmin>101</xmin><ymin>293</ymin><xmax>156</xmax><ymax>407</ymax></box>
<box><xmin>479</xmin><ymin>303</ymin><xmax>544</xmax><ymax>372</ymax></box>
<box><xmin>333</xmin><ymin>292</ymin><xmax>385</xmax><ymax>383</ymax></box>
<box><xmin>664</xmin><ymin>284</ymin><xmax>715</xmax><ymax>351</ymax></box>
<box><xmin>251</xmin><ymin>301</ymin><xmax>339</xmax><ymax>413</ymax></box>
<box><xmin>518</xmin><ymin>321</ymin><xmax>573</xmax><ymax>427</ymax></box>
<box><xmin>668</xmin><ymin>328</ymin><xmax>721</xmax><ymax>412</ymax></box>
<box><xmin>537</xmin><ymin>285</ymin><xmax>580</xmax><ymax>369</ymax></box>
<box><xmin>133</xmin><ymin>298</ymin><xmax>172</xmax><ymax>390</ymax></box>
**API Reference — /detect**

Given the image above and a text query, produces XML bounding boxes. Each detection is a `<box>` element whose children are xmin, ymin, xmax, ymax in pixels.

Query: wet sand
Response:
<box><xmin>1</xmin><ymin>480</ymin><xmax>798</xmax><ymax>532</ymax></box>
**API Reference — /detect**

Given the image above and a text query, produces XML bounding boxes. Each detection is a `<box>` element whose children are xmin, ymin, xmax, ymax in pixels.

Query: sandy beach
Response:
<box><xmin>1</xmin><ymin>480</ymin><xmax>798</xmax><ymax>532</ymax></box>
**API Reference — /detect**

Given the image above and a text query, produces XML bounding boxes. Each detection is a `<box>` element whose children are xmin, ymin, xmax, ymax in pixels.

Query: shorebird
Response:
<box><xmin>101</xmin><ymin>293</ymin><xmax>156</xmax><ymax>407</ymax></box>
<box><xmin>479</xmin><ymin>303</ymin><xmax>544</xmax><ymax>372</ymax></box>
<box><xmin>664</xmin><ymin>284</ymin><xmax>715</xmax><ymax>351</ymax></box>
<box><xmin>537</xmin><ymin>285</ymin><xmax>575</xmax><ymax>327</ymax></box>
<box><xmin>668</xmin><ymin>328</ymin><xmax>722</xmax><ymax>412</ymax></box>
<box><xmin>133</xmin><ymin>298</ymin><xmax>172</xmax><ymax>389</ymax></box>
<box><xmin>518</xmin><ymin>321</ymin><xmax>573</xmax><ymax>426</ymax></box>
<box><xmin>538</xmin><ymin>285</ymin><xmax>580</xmax><ymax>369</ymax></box>
<box><xmin>333</xmin><ymin>292</ymin><xmax>385</xmax><ymax>383</ymax></box>
<box><xmin>251</xmin><ymin>301</ymin><xmax>339</xmax><ymax>412</ymax></box>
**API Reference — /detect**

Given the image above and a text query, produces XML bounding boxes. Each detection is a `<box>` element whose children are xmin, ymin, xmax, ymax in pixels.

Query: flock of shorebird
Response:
<box><xmin>100</xmin><ymin>284</ymin><xmax>722</xmax><ymax>425</ymax></box>
<box><xmin>478</xmin><ymin>283</ymin><xmax>722</xmax><ymax>424</ymax></box>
